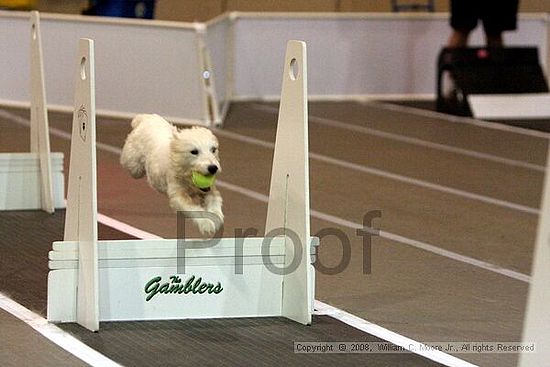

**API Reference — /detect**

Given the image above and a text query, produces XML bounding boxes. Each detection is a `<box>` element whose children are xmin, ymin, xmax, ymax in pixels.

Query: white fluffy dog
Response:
<box><xmin>120</xmin><ymin>114</ymin><xmax>223</xmax><ymax>235</ymax></box>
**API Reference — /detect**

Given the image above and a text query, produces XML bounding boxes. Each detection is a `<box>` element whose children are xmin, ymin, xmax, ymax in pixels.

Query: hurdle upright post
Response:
<box><xmin>265</xmin><ymin>40</ymin><xmax>313</xmax><ymax>325</ymax></box>
<box><xmin>63</xmin><ymin>39</ymin><xmax>99</xmax><ymax>332</ymax></box>
<box><xmin>29</xmin><ymin>11</ymin><xmax>54</xmax><ymax>213</ymax></box>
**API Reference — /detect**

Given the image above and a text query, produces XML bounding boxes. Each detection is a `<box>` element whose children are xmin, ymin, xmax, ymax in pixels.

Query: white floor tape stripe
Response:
<box><xmin>215</xmin><ymin>180</ymin><xmax>531</xmax><ymax>283</ymax></box>
<box><xmin>213</xmin><ymin>127</ymin><xmax>539</xmax><ymax>215</ymax></box>
<box><xmin>313</xmin><ymin>301</ymin><xmax>478</xmax><ymax>367</ymax></box>
<box><xmin>0</xmin><ymin>109</ymin><xmax>122</xmax><ymax>156</ymax></box>
<box><xmin>1</xmin><ymin>108</ymin><xmax>539</xmax><ymax>215</ymax></box>
<box><xmin>371</xmin><ymin>100</ymin><xmax>550</xmax><ymax>140</ymax></box>
<box><xmin>97</xmin><ymin>213</ymin><xmax>162</xmax><ymax>239</ymax></box>
<box><xmin>251</xmin><ymin>103</ymin><xmax>545</xmax><ymax>172</ymax></box>
<box><xmin>0</xmin><ymin>292</ymin><xmax>122</xmax><ymax>367</ymax></box>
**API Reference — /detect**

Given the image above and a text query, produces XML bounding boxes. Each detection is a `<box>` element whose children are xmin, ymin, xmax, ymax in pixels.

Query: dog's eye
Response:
<box><xmin>190</xmin><ymin>149</ymin><xmax>199</xmax><ymax>155</ymax></box>
<box><xmin>211</xmin><ymin>147</ymin><xmax>217</xmax><ymax>153</ymax></box>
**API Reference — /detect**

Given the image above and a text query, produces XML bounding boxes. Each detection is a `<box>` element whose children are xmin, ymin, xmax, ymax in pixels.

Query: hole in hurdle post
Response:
<box><xmin>203</xmin><ymin>70</ymin><xmax>211</xmax><ymax>86</ymax></box>
<box><xmin>80</xmin><ymin>57</ymin><xmax>87</xmax><ymax>80</ymax></box>
<box><xmin>289</xmin><ymin>58</ymin><xmax>298</xmax><ymax>80</ymax></box>
<box><xmin>31</xmin><ymin>23</ymin><xmax>37</xmax><ymax>40</ymax></box>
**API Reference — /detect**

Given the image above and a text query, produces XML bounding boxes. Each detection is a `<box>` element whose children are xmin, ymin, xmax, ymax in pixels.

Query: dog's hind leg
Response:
<box><xmin>120</xmin><ymin>137</ymin><xmax>146</xmax><ymax>179</ymax></box>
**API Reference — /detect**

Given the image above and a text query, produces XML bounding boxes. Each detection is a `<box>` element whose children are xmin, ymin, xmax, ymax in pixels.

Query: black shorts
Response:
<box><xmin>450</xmin><ymin>0</ymin><xmax>519</xmax><ymax>35</ymax></box>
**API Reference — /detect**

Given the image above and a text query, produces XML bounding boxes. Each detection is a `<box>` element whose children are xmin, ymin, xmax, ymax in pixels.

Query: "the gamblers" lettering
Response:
<box><xmin>144</xmin><ymin>275</ymin><xmax>223</xmax><ymax>301</ymax></box>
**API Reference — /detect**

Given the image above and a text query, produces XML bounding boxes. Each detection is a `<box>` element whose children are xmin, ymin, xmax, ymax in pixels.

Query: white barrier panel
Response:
<box><xmin>48</xmin><ymin>40</ymin><xmax>317</xmax><ymax>329</ymax></box>
<box><xmin>468</xmin><ymin>93</ymin><xmax>550</xmax><ymax>120</ymax></box>
<box><xmin>0</xmin><ymin>153</ymin><xmax>64</xmax><ymax>210</ymax></box>
<box><xmin>0</xmin><ymin>11</ymin><xmax>64</xmax><ymax>212</ymax></box>
<box><xmin>232</xmin><ymin>13</ymin><xmax>548</xmax><ymax>100</ymax></box>
<box><xmin>1</xmin><ymin>12</ymin><xmax>549</xmax><ymax>123</ymax></box>
<box><xmin>0</xmin><ymin>11</ymin><xmax>207</xmax><ymax>125</ymax></box>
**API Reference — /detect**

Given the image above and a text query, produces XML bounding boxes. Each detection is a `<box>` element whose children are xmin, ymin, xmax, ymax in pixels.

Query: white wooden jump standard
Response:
<box><xmin>47</xmin><ymin>40</ymin><xmax>317</xmax><ymax>331</ymax></box>
<box><xmin>29</xmin><ymin>11</ymin><xmax>54</xmax><ymax>213</ymax></box>
<box><xmin>0</xmin><ymin>11</ymin><xmax>63</xmax><ymax>212</ymax></box>
<box><xmin>62</xmin><ymin>38</ymin><xmax>100</xmax><ymax>331</ymax></box>
<box><xmin>265</xmin><ymin>41</ymin><xmax>312</xmax><ymax>324</ymax></box>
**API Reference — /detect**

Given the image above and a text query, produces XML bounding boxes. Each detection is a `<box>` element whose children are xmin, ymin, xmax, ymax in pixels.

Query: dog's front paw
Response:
<box><xmin>195</xmin><ymin>217</ymin><xmax>221</xmax><ymax>236</ymax></box>
<box><xmin>212</xmin><ymin>209</ymin><xmax>224</xmax><ymax>223</ymax></box>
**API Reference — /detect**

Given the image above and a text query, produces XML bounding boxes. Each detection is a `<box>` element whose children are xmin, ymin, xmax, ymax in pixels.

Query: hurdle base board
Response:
<box><xmin>48</xmin><ymin>266</ymin><xmax>283</xmax><ymax>322</ymax></box>
<box><xmin>0</xmin><ymin>152</ymin><xmax>65</xmax><ymax>210</ymax></box>
<box><xmin>467</xmin><ymin>93</ymin><xmax>550</xmax><ymax>120</ymax></box>
<box><xmin>47</xmin><ymin>237</ymin><xmax>318</xmax><ymax>323</ymax></box>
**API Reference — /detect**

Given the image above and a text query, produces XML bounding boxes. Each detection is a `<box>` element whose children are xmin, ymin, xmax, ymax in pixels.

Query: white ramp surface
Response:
<box><xmin>468</xmin><ymin>93</ymin><xmax>550</xmax><ymax>120</ymax></box>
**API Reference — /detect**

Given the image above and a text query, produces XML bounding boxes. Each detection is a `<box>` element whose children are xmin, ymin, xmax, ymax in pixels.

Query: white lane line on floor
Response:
<box><xmin>97</xmin><ymin>213</ymin><xmax>162</xmax><ymax>239</ymax></box>
<box><xmin>96</xmin><ymin>212</ymin><xmax>477</xmax><ymax>367</ymax></box>
<box><xmin>0</xmin><ymin>109</ymin><xmax>122</xmax><ymax>156</ymax></box>
<box><xmin>313</xmin><ymin>301</ymin><xmax>478</xmax><ymax>367</ymax></box>
<box><xmin>213</xmin><ymin>127</ymin><xmax>539</xmax><ymax>215</ymax></box>
<box><xmin>251</xmin><ymin>103</ymin><xmax>545</xmax><ymax>172</ymax></box>
<box><xmin>1</xmin><ymin>108</ymin><xmax>539</xmax><ymax>215</ymax></box>
<box><xmin>215</xmin><ymin>180</ymin><xmax>531</xmax><ymax>284</ymax></box>
<box><xmin>0</xmin><ymin>292</ymin><xmax>122</xmax><ymax>367</ymax></box>
<box><xmin>1</xmin><ymin>108</ymin><xmax>531</xmax><ymax>281</ymax></box>
<box><xmin>371</xmin><ymin>100</ymin><xmax>550</xmax><ymax>140</ymax></box>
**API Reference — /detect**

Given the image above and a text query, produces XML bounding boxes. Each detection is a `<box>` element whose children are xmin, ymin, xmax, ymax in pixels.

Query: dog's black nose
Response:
<box><xmin>208</xmin><ymin>165</ymin><xmax>218</xmax><ymax>175</ymax></box>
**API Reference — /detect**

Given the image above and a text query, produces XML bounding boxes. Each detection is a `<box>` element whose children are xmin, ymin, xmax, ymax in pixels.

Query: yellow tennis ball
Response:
<box><xmin>192</xmin><ymin>172</ymin><xmax>216</xmax><ymax>189</ymax></box>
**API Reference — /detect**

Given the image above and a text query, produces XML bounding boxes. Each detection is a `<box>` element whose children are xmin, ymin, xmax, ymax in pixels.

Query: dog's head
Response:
<box><xmin>170</xmin><ymin>126</ymin><xmax>221</xmax><ymax>182</ymax></box>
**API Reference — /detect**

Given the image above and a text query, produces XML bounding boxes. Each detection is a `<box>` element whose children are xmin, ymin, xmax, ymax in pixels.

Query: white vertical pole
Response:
<box><xmin>265</xmin><ymin>40</ymin><xmax>312</xmax><ymax>325</ymax></box>
<box><xmin>30</xmin><ymin>11</ymin><xmax>54</xmax><ymax>214</ymax></box>
<box><xmin>519</xmin><ymin>143</ymin><xmax>550</xmax><ymax>366</ymax></box>
<box><xmin>195</xmin><ymin>25</ymin><xmax>211</xmax><ymax>127</ymax></box>
<box><xmin>224</xmin><ymin>13</ymin><xmax>236</xmax><ymax>122</ymax></box>
<box><xmin>64</xmin><ymin>39</ymin><xmax>99</xmax><ymax>332</ymax></box>
<box><xmin>197</xmin><ymin>30</ymin><xmax>222</xmax><ymax>127</ymax></box>
<box><xmin>196</xmin><ymin>25</ymin><xmax>222</xmax><ymax>127</ymax></box>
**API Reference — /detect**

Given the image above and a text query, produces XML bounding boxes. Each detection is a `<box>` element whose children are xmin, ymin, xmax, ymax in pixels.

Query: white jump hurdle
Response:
<box><xmin>0</xmin><ymin>11</ymin><xmax>64</xmax><ymax>212</ymax></box>
<box><xmin>47</xmin><ymin>39</ymin><xmax>317</xmax><ymax>331</ymax></box>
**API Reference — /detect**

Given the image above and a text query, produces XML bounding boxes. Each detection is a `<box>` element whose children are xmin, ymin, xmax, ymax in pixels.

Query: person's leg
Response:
<box><xmin>485</xmin><ymin>33</ymin><xmax>503</xmax><ymax>48</ymax></box>
<box><xmin>448</xmin><ymin>0</ymin><xmax>478</xmax><ymax>47</ymax></box>
<box><xmin>480</xmin><ymin>0</ymin><xmax>519</xmax><ymax>47</ymax></box>
<box><xmin>448</xmin><ymin>30</ymin><xmax>469</xmax><ymax>48</ymax></box>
